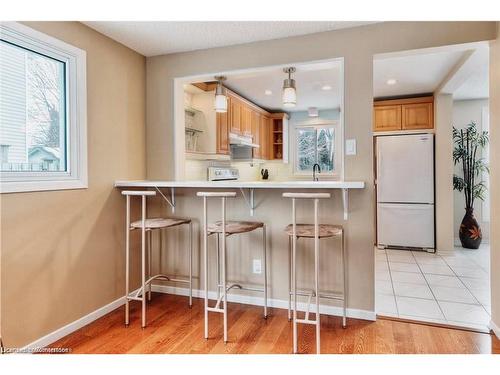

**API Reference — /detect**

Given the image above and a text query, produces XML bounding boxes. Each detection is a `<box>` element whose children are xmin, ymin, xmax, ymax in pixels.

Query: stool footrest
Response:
<box><xmin>148</xmin><ymin>274</ymin><xmax>190</xmax><ymax>285</ymax></box>
<box><xmin>291</xmin><ymin>290</ymin><xmax>345</xmax><ymax>301</ymax></box>
<box><xmin>207</xmin><ymin>307</ymin><xmax>224</xmax><ymax>313</ymax></box>
<box><xmin>221</xmin><ymin>283</ymin><xmax>265</xmax><ymax>294</ymax></box>
<box><xmin>296</xmin><ymin>318</ymin><xmax>319</xmax><ymax>325</ymax></box>
<box><xmin>126</xmin><ymin>296</ymin><xmax>143</xmax><ymax>302</ymax></box>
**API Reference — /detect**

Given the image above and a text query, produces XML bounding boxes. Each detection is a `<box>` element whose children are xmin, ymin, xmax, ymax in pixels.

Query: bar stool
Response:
<box><xmin>197</xmin><ymin>191</ymin><xmax>267</xmax><ymax>343</ymax></box>
<box><xmin>122</xmin><ymin>190</ymin><xmax>193</xmax><ymax>328</ymax></box>
<box><xmin>283</xmin><ymin>192</ymin><xmax>346</xmax><ymax>354</ymax></box>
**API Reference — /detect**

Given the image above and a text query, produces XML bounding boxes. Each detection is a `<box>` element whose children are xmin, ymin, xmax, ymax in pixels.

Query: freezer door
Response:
<box><xmin>376</xmin><ymin>134</ymin><xmax>434</xmax><ymax>203</ymax></box>
<box><xmin>377</xmin><ymin>203</ymin><xmax>435</xmax><ymax>249</ymax></box>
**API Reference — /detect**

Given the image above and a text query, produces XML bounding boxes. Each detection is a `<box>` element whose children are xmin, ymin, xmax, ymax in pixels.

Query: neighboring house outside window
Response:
<box><xmin>1</xmin><ymin>144</ymin><xmax>10</xmax><ymax>164</ymax></box>
<box><xmin>0</xmin><ymin>22</ymin><xmax>87</xmax><ymax>193</ymax></box>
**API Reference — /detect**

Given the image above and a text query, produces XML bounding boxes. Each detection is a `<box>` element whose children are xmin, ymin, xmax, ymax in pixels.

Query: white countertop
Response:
<box><xmin>114</xmin><ymin>180</ymin><xmax>365</xmax><ymax>189</ymax></box>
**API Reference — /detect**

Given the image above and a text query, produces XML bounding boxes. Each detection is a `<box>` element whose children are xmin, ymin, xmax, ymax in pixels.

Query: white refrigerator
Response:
<box><xmin>376</xmin><ymin>134</ymin><xmax>435</xmax><ymax>251</ymax></box>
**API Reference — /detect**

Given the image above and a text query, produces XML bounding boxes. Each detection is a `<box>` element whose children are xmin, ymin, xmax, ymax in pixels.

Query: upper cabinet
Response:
<box><xmin>373</xmin><ymin>105</ymin><xmax>401</xmax><ymax>132</ymax></box>
<box><xmin>229</xmin><ymin>97</ymin><xmax>242</xmax><ymax>135</ymax></box>
<box><xmin>241</xmin><ymin>105</ymin><xmax>252</xmax><ymax>136</ymax></box>
<box><xmin>251</xmin><ymin>110</ymin><xmax>262</xmax><ymax>159</ymax></box>
<box><xmin>374</xmin><ymin>96</ymin><xmax>434</xmax><ymax>132</ymax></box>
<box><xmin>216</xmin><ymin>107</ymin><xmax>230</xmax><ymax>155</ymax></box>
<box><xmin>402</xmin><ymin>102</ymin><xmax>433</xmax><ymax>130</ymax></box>
<box><xmin>214</xmin><ymin>89</ymin><xmax>286</xmax><ymax>160</ymax></box>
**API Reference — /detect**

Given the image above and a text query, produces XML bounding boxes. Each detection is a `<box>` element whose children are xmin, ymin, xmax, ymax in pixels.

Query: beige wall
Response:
<box><xmin>435</xmin><ymin>94</ymin><xmax>455</xmax><ymax>252</ymax></box>
<box><xmin>146</xmin><ymin>22</ymin><xmax>497</xmax><ymax>317</ymax></box>
<box><xmin>0</xmin><ymin>22</ymin><xmax>146</xmax><ymax>347</ymax></box>
<box><xmin>489</xmin><ymin>23</ymin><xmax>500</xmax><ymax>333</ymax></box>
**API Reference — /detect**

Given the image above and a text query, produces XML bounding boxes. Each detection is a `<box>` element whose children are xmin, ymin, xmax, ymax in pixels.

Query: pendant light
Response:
<box><xmin>282</xmin><ymin>67</ymin><xmax>297</xmax><ymax>108</ymax></box>
<box><xmin>214</xmin><ymin>76</ymin><xmax>227</xmax><ymax>113</ymax></box>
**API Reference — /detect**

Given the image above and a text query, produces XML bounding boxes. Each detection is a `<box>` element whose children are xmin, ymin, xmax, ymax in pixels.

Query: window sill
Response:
<box><xmin>0</xmin><ymin>178</ymin><xmax>88</xmax><ymax>194</ymax></box>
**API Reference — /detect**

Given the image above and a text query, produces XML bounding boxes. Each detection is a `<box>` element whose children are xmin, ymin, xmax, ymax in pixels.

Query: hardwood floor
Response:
<box><xmin>49</xmin><ymin>293</ymin><xmax>500</xmax><ymax>354</ymax></box>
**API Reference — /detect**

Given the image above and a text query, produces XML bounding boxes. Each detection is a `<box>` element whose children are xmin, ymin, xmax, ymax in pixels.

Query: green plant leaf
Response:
<box><xmin>453</xmin><ymin>175</ymin><xmax>465</xmax><ymax>192</ymax></box>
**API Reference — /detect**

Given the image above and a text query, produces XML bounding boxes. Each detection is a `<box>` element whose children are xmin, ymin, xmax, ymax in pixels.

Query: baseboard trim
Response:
<box><xmin>20</xmin><ymin>292</ymin><xmax>135</xmax><ymax>353</ymax></box>
<box><xmin>489</xmin><ymin>320</ymin><xmax>500</xmax><ymax>339</ymax></box>
<box><xmin>151</xmin><ymin>284</ymin><xmax>376</xmax><ymax>322</ymax></box>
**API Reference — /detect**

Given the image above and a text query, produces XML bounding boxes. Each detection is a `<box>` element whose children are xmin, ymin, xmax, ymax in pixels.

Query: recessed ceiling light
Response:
<box><xmin>386</xmin><ymin>79</ymin><xmax>397</xmax><ymax>85</ymax></box>
<box><xmin>264</xmin><ymin>89</ymin><xmax>272</xmax><ymax>96</ymax></box>
<box><xmin>308</xmin><ymin>107</ymin><xmax>319</xmax><ymax>117</ymax></box>
<box><xmin>321</xmin><ymin>85</ymin><xmax>332</xmax><ymax>91</ymax></box>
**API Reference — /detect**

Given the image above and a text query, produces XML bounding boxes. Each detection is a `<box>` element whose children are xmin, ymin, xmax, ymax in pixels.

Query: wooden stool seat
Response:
<box><xmin>208</xmin><ymin>220</ymin><xmax>264</xmax><ymax>235</ymax></box>
<box><xmin>285</xmin><ymin>224</ymin><xmax>343</xmax><ymax>238</ymax></box>
<box><xmin>131</xmin><ymin>217</ymin><xmax>191</xmax><ymax>230</ymax></box>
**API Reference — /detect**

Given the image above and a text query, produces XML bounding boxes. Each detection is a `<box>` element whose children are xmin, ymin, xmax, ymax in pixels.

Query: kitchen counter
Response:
<box><xmin>114</xmin><ymin>179</ymin><xmax>365</xmax><ymax>219</ymax></box>
<box><xmin>114</xmin><ymin>180</ymin><xmax>364</xmax><ymax>189</ymax></box>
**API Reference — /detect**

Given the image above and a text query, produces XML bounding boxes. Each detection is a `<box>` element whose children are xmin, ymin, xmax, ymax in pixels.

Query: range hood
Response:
<box><xmin>229</xmin><ymin>132</ymin><xmax>259</xmax><ymax>148</ymax></box>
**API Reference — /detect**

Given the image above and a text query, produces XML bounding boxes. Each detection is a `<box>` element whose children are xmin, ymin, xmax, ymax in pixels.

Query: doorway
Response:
<box><xmin>373</xmin><ymin>43</ymin><xmax>491</xmax><ymax>332</ymax></box>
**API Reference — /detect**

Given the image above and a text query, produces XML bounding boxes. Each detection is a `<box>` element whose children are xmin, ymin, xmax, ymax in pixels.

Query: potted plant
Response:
<box><xmin>453</xmin><ymin>122</ymin><xmax>489</xmax><ymax>249</ymax></box>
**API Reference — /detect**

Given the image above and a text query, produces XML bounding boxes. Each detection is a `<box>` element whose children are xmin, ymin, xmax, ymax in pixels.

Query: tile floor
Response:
<box><xmin>375</xmin><ymin>245</ymin><xmax>491</xmax><ymax>331</ymax></box>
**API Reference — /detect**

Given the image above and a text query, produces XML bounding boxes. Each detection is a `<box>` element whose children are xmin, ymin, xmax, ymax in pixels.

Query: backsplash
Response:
<box><xmin>184</xmin><ymin>159</ymin><xmax>293</xmax><ymax>181</ymax></box>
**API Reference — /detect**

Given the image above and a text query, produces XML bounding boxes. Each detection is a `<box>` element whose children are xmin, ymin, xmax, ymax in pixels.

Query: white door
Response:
<box><xmin>377</xmin><ymin>203</ymin><xmax>435</xmax><ymax>249</ymax></box>
<box><xmin>376</xmin><ymin>134</ymin><xmax>434</xmax><ymax>203</ymax></box>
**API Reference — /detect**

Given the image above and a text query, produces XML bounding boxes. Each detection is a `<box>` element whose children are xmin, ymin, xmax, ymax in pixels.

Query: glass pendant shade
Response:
<box><xmin>214</xmin><ymin>76</ymin><xmax>227</xmax><ymax>113</ymax></box>
<box><xmin>282</xmin><ymin>86</ymin><xmax>296</xmax><ymax>108</ymax></box>
<box><xmin>282</xmin><ymin>67</ymin><xmax>297</xmax><ymax>108</ymax></box>
<box><xmin>215</xmin><ymin>93</ymin><xmax>227</xmax><ymax>113</ymax></box>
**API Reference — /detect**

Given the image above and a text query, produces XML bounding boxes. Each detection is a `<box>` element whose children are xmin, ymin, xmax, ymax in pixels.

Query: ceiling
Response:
<box><xmin>82</xmin><ymin>21</ymin><xmax>377</xmax><ymax>56</ymax></box>
<box><xmin>374</xmin><ymin>46</ymin><xmax>489</xmax><ymax>100</ymax></box>
<box><xmin>220</xmin><ymin>60</ymin><xmax>342</xmax><ymax>112</ymax></box>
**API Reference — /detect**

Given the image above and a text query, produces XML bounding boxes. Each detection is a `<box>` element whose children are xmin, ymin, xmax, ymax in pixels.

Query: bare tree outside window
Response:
<box><xmin>0</xmin><ymin>40</ymin><xmax>66</xmax><ymax>172</ymax></box>
<box><xmin>296</xmin><ymin>126</ymin><xmax>335</xmax><ymax>172</ymax></box>
<box><xmin>27</xmin><ymin>53</ymin><xmax>65</xmax><ymax>149</ymax></box>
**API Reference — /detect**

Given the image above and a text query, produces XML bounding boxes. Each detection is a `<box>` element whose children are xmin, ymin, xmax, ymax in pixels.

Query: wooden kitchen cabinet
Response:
<box><xmin>230</xmin><ymin>97</ymin><xmax>242</xmax><ymax>135</ymax></box>
<box><xmin>251</xmin><ymin>110</ymin><xmax>261</xmax><ymax>159</ymax></box>
<box><xmin>373</xmin><ymin>96</ymin><xmax>434</xmax><ymax>132</ymax></box>
<box><xmin>241</xmin><ymin>105</ymin><xmax>252</xmax><ymax>135</ymax></box>
<box><xmin>216</xmin><ymin>106</ymin><xmax>230</xmax><ymax>155</ymax></box>
<box><xmin>402</xmin><ymin>102</ymin><xmax>433</xmax><ymax>130</ymax></box>
<box><xmin>260</xmin><ymin>115</ymin><xmax>271</xmax><ymax>160</ymax></box>
<box><xmin>373</xmin><ymin>105</ymin><xmax>401</xmax><ymax>132</ymax></box>
<box><xmin>212</xmin><ymin>87</ymin><xmax>280</xmax><ymax>159</ymax></box>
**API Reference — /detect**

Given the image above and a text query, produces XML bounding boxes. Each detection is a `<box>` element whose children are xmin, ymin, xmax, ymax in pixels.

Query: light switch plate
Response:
<box><xmin>252</xmin><ymin>259</ymin><xmax>262</xmax><ymax>274</ymax></box>
<box><xmin>346</xmin><ymin>139</ymin><xmax>357</xmax><ymax>155</ymax></box>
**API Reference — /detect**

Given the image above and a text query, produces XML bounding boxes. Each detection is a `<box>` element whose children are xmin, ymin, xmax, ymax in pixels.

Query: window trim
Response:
<box><xmin>292</xmin><ymin>120</ymin><xmax>342</xmax><ymax>180</ymax></box>
<box><xmin>0</xmin><ymin>22</ymin><xmax>87</xmax><ymax>193</ymax></box>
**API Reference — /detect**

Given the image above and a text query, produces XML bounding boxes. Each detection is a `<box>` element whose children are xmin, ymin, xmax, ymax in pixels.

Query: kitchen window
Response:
<box><xmin>294</xmin><ymin>123</ymin><xmax>341</xmax><ymax>178</ymax></box>
<box><xmin>0</xmin><ymin>22</ymin><xmax>87</xmax><ymax>193</ymax></box>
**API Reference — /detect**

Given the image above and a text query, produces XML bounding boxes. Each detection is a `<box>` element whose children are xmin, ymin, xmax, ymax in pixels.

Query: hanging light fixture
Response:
<box><xmin>282</xmin><ymin>67</ymin><xmax>297</xmax><ymax>108</ymax></box>
<box><xmin>214</xmin><ymin>76</ymin><xmax>227</xmax><ymax>113</ymax></box>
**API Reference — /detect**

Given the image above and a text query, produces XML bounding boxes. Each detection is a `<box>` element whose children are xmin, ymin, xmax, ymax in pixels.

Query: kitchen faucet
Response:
<box><xmin>313</xmin><ymin>163</ymin><xmax>321</xmax><ymax>181</ymax></box>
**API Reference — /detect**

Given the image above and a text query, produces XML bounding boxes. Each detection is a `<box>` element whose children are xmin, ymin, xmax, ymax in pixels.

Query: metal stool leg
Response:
<box><xmin>222</xmin><ymin>197</ymin><xmax>228</xmax><ymax>343</ymax></box>
<box><xmin>342</xmin><ymin>230</ymin><xmax>347</xmax><ymax>328</ymax></box>
<box><xmin>147</xmin><ymin>230</ymin><xmax>152</xmax><ymax>301</ymax></box>
<box><xmin>216</xmin><ymin>233</ymin><xmax>220</xmax><ymax>301</ymax></box>
<box><xmin>141</xmin><ymin>195</ymin><xmax>147</xmax><ymax>328</ymax></box>
<box><xmin>288</xmin><ymin>236</ymin><xmax>292</xmax><ymax>321</ymax></box>
<box><xmin>189</xmin><ymin>221</ymin><xmax>193</xmax><ymax>308</ymax></box>
<box><xmin>314</xmin><ymin>198</ymin><xmax>320</xmax><ymax>354</ymax></box>
<box><xmin>125</xmin><ymin>195</ymin><xmax>130</xmax><ymax>326</ymax></box>
<box><xmin>292</xmin><ymin>198</ymin><xmax>298</xmax><ymax>354</ymax></box>
<box><xmin>203</xmin><ymin>197</ymin><xmax>209</xmax><ymax>339</ymax></box>
<box><xmin>263</xmin><ymin>224</ymin><xmax>268</xmax><ymax>319</ymax></box>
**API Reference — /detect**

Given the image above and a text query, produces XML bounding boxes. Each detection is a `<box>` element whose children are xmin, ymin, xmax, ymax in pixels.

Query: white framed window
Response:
<box><xmin>293</xmin><ymin>121</ymin><xmax>342</xmax><ymax>179</ymax></box>
<box><xmin>0</xmin><ymin>22</ymin><xmax>87</xmax><ymax>193</ymax></box>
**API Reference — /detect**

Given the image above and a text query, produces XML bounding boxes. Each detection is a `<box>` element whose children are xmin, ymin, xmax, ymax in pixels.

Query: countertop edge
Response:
<box><xmin>114</xmin><ymin>180</ymin><xmax>365</xmax><ymax>189</ymax></box>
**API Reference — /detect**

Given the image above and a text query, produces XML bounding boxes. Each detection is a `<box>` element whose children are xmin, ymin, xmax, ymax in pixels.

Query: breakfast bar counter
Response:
<box><xmin>114</xmin><ymin>180</ymin><xmax>365</xmax><ymax>219</ymax></box>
